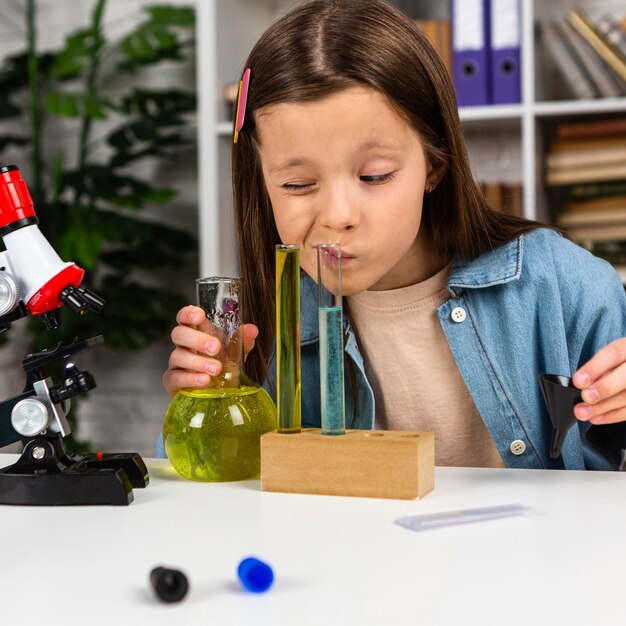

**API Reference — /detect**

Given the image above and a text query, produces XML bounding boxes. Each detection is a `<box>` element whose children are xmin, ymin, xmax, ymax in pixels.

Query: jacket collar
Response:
<box><xmin>447</xmin><ymin>235</ymin><xmax>523</xmax><ymax>295</ymax></box>
<box><xmin>300</xmin><ymin>235</ymin><xmax>524</xmax><ymax>342</ymax></box>
<box><xmin>448</xmin><ymin>235</ymin><xmax>524</xmax><ymax>295</ymax></box>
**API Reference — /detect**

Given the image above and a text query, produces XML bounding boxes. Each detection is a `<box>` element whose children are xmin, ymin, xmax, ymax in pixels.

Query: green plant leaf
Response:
<box><xmin>61</xmin><ymin>166</ymin><xmax>176</xmax><ymax>209</ymax></box>
<box><xmin>0</xmin><ymin>51</ymin><xmax>56</xmax><ymax>120</ymax></box>
<box><xmin>50</xmin><ymin>28</ymin><xmax>106</xmax><ymax>79</ymax></box>
<box><xmin>117</xmin><ymin>5</ymin><xmax>194</xmax><ymax>72</ymax></box>
<box><xmin>118</xmin><ymin>89</ymin><xmax>196</xmax><ymax>119</ymax></box>
<box><xmin>37</xmin><ymin>202</ymin><xmax>102</xmax><ymax>270</ymax></box>
<box><xmin>57</xmin><ymin>222</ymin><xmax>103</xmax><ymax>271</ymax></box>
<box><xmin>121</xmin><ymin>25</ymin><xmax>179</xmax><ymax>61</ymax></box>
<box><xmin>93</xmin><ymin>209</ymin><xmax>196</xmax><ymax>270</ymax></box>
<box><xmin>146</xmin><ymin>6</ymin><xmax>195</xmax><ymax>27</ymax></box>
<box><xmin>109</xmin><ymin>136</ymin><xmax>187</xmax><ymax>168</ymax></box>
<box><xmin>45</xmin><ymin>92</ymin><xmax>110</xmax><ymax>119</ymax></box>
<box><xmin>46</xmin><ymin>91</ymin><xmax>80</xmax><ymax>117</ymax></box>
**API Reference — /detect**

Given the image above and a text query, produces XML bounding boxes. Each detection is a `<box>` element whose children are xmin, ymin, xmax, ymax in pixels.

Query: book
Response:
<box><xmin>480</xmin><ymin>181</ymin><xmax>523</xmax><ymax>216</ymax></box>
<box><xmin>558</xmin><ymin>20</ymin><xmax>624</xmax><ymax>97</ymax></box>
<box><xmin>414</xmin><ymin>19</ymin><xmax>452</xmax><ymax>77</ymax></box>
<box><xmin>563</xmin><ymin>222</ymin><xmax>626</xmax><ymax>242</ymax></box>
<box><xmin>550</xmin><ymin>135</ymin><xmax>626</xmax><ymax>153</ymax></box>
<box><xmin>596</xmin><ymin>14</ymin><xmax>626</xmax><ymax>60</ymax></box>
<box><xmin>558</xmin><ymin>206</ymin><xmax>626</xmax><ymax>227</ymax></box>
<box><xmin>546</xmin><ymin>142</ymin><xmax>626</xmax><ymax>169</ymax></box>
<box><xmin>503</xmin><ymin>183</ymin><xmax>523</xmax><ymax>217</ymax></box>
<box><xmin>546</xmin><ymin>161</ymin><xmax>626</xmax><ymax>185</ymax></box>
<box><xmin>588</xmin><ymin>242</ymin><xmax>626</xmax><ymax>270</ymax></box>
<box><xmin>564</xmin><ymin>194</ymin><xmax>626</xmax><ymax>213</ymax></box>
<box><xmin>438</xmin><ymin>19</ymin><xmax>452</xmax><ymax>77</ymax></box>
<box><xmin>540</xmin><ymin>21</ymin><xmax>597</xmax><ymax>99</ymax></box>
<box><xmin>565</xmin><ymin>180</ymin><xmax>626</xmax><ymax>200</ymax></box>
<box><xmin>567</xmin><ymin>9</ymin><xmax>626</xmax><ymax>84</ymax></box>
<box><xmin>554</xmin><ymin>116</ymin><xmax>626</xmax><ymax>140</ymax></box>
<box><xmin>555</xmin><ymin>117</ymin><xmax>626</xmax><ymax>140</ymax></box>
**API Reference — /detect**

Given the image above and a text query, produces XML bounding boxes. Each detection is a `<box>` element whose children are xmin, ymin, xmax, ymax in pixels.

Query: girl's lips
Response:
<box><xmin>318</xmin><ymin>245</ymin><xmax>355</xmax><ymax>268</ymax></box>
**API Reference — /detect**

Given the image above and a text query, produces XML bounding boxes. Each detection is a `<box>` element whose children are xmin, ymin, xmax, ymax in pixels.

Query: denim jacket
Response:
<box><xmin>265</xmin><ymin>228</ymin><xmax>626</xmax><ymax>471</ymax></box>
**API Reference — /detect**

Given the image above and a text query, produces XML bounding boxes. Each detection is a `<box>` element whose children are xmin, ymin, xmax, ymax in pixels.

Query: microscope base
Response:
<box><xmin>0</xmin><ymin>437</ymin><xmax>149</xmax><ymax>506</ymax></box>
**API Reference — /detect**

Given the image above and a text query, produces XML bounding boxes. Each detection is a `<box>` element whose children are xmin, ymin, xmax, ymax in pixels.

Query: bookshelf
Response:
<box><xmin>196</xmin><ymin>0</ymin><xmax>626</xmax><ymax>278</ymax></box>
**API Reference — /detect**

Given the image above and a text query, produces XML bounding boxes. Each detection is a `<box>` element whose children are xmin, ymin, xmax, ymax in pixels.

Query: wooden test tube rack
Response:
<box><xmin>260</xmin><ymin>428</ymin><xmax>434</xmax><ymax>500</ymax></box>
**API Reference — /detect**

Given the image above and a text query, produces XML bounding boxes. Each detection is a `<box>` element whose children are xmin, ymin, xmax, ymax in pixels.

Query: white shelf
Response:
<box><xmin>533</xmin><ymin>98</ymin><xmax>626</xmax><ymax>117</ymax></box>
<box><xmin>197</xmin><ymin>0</ymin><xmax>626</xmax><ymax>277</ymax></box>
<box><xmin>459</xmin><ymin>104</ymin><xmax>525</xmax><ymax>121</ymax></box>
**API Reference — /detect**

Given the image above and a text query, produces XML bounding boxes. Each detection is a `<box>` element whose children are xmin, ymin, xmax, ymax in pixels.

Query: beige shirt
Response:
<box><xmin>347</xmin><ymin>265</ymin><xmax>505</xmax><ymax>468</ymax></box>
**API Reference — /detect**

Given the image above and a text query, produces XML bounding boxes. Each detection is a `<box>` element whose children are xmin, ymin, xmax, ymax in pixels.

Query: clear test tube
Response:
<box><xmin>317</xmin><ymin>244</ymin><xmax>345</xmax><ymax>435</ymax></box>
<box><xmin>275</xmin><ymin>244</ymin><xmax>301</xmax><ymax>433</ymax></box>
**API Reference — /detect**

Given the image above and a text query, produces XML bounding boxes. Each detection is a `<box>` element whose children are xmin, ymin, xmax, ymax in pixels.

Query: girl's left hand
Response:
<box><xmin>573</xmin><ymin>338</ymin><xmax>626</xmax><ymax>425</ymax></box>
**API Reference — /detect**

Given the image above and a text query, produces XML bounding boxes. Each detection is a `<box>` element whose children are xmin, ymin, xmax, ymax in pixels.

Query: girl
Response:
<box><xmin>163</xmin><ymin>0</ymin><xmax>626</xmax><ymax>470</ymax></box>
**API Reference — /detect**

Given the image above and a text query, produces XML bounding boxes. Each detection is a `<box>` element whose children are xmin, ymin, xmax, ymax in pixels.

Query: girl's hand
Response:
<box><xmin>163</xmin><ymin>305</ymin><xmax>259</xmax><ymax>396</ymax></box>
<box><xmin>573</xmin><ymin>338</ymin><xmax>626</xmax><ymax>425</ymax></box>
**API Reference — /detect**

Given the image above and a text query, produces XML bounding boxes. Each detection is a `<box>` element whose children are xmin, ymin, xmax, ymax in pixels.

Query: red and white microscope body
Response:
<box><xmin>0</xmin><ymin>164</ymin><xmax>102</xmax><ymax>331</ymax></box>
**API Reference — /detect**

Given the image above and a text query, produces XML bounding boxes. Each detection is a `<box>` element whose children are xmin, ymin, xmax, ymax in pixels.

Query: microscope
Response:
<box><xmin>0</xmin><ymin>164</ymin><xmax>148</xmax><ymax>505</ymax></box>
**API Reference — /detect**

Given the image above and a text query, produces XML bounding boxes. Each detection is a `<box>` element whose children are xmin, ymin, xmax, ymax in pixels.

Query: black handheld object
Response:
<box><xmin>538</xmin><ymin>374</ymin><xmax>581</xmax><ymax>459</ymax></box>
<box><xmin>150</xmin><ymin>567</ymin><xmax>189</xmax><ymax>603</ymax></box>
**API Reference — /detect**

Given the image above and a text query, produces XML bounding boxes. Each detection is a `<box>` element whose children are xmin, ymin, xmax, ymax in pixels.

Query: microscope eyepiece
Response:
<box><xmin>78</xmin><ymin>286</ymin><xmax>105</xmax><ymax>313</ymax></box>
<box><xmin>59</xmin><ymin>285</ymin><xmax>89</xmax><ymax>313</ymax></box>
<box><xmin>59</xmin><ymin>285</ymin><xmax>105</xmax><ymax>315</ymax></box>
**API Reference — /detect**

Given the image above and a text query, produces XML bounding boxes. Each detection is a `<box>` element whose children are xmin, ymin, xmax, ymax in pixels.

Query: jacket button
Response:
<box><xmin>510</xmin><ymin>440</ymin><xmax>526</xmax><ymax>455</ymax></box>
<box><xmin>451</xmin><ymin>306</ymin><xmax>466</xmax><ymax>323</ymax></box>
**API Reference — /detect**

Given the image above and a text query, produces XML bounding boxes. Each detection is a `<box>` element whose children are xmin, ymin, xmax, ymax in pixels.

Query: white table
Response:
<box><xmin>1</xmin><ymin>455</ymin><xmax>625</xmax><ymax>626</ymax></box>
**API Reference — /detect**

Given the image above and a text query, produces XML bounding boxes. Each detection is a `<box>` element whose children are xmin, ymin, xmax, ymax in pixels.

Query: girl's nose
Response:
<box><xmin>320</xmin><ymin>188</ymin><xmax>358</xmax><ymax>231</ymax></box>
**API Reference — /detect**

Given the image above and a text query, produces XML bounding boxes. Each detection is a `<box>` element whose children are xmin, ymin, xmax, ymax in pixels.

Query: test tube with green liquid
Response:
<box><xmin>276</xmin><ymin>244</ymin><xmax>301</xmax><ymax>433</ymax></box>
<box><xmin>317</xmin><ymin>244</ymin><xmax>345</xmax><ymax>435</ymax></box>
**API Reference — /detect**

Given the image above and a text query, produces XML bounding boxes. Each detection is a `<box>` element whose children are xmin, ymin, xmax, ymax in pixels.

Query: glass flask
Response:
<box><xmin>163</xmin><ymin>277</ymin><xmax>277</xmax><ymax>481</ymax></box>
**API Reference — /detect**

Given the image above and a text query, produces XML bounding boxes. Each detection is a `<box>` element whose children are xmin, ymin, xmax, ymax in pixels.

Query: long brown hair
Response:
<box><xmin>232</xmin><ymin>0</ymin><xmax>543</xmax><ymax>384</ymax></box>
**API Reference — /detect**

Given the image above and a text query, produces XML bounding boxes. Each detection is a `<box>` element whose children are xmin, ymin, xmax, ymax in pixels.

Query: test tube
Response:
<box><xmin>276</xmin><ymin>244</ymin><xmax>301</xmax><ymax>433</ymax></box>
<box><xmin>317</xmin><ymin>244</ymin><xmax>345</xmax><ymax>435</ymax></box>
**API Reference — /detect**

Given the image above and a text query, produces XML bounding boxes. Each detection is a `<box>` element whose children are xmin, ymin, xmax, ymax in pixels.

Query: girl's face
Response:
<box><xmin>256</xmin><ymin>86</ymin><xmax>441</xmax><ymax>295</ymax></box>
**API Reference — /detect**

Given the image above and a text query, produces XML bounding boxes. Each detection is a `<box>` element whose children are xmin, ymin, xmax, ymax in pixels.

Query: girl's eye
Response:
<box><xmin>360</xmin><ymin>172</ymin><xmax>396</xmax><ymax>184</ymax></box>
<box><xmin>282</xmin><ymin>182</ymin><xmax>316</xmax><ymax>191</ymax></box>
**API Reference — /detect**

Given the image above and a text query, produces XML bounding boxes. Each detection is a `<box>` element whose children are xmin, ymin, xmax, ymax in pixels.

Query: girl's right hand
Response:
<box><xmin>163</xmin><ymin>305</ymin><xmax>259</xmax><ymax>396</ymax></box>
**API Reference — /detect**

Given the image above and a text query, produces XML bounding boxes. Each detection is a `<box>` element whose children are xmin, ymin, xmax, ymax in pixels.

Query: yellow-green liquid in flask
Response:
<box><xmin>164</xmin><ymin>385</ymin><xmax>277</xmax><ymax>482</ymax></box>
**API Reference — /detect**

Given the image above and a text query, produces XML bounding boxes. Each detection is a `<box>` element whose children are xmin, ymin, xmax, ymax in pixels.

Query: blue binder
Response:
<box><xmin>451</xmin><ymin>0</ymin><xmax>491</xmax><ymax>106</ymax></box>
<box><xmin>490</xmin><ymin>0</ymin><xmax>522</xmax><ymax>104</ymax></box>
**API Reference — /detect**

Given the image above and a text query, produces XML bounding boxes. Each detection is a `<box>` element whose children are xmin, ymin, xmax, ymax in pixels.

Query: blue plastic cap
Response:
<box><xmin>237</xmin><ymin>557</ymin><xmax>274</xmax><ymax>593</ymax></box>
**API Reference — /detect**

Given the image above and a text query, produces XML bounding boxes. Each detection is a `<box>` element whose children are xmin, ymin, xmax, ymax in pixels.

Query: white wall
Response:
<box><xmin>0</xmin><ymin>0</ymin><xmax>199</xmax><ymax>457</ymax></box>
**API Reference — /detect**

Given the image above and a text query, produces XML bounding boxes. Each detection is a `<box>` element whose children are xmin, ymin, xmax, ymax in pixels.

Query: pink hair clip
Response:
<box><xmin>233</xmin><ymin>68</ymin><xmax>251</xmax><ymax>144</ymax></box>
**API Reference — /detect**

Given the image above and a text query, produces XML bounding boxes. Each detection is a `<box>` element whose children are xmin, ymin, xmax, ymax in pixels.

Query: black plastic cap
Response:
<box><xmin>149</xmin><ymin>566</ymin><xmax>189</xmax><ymax>603</ymax></box>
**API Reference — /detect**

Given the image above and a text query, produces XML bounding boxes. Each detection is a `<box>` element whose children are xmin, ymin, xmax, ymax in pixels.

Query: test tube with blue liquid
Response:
<box><xmin>317</xmin><ymin>243</ymin><xmax>345</xmax><ymax>435</ymax></box>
